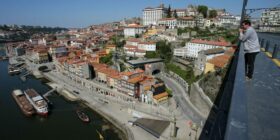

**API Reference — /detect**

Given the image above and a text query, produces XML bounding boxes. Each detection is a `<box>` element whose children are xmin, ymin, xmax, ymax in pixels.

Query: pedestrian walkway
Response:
<box><xmin>224</xmin><ymin>42</ymin><xmax>280</xmax><ymax>140</ymax></box>
<box><xmin>245</xmin><ymin>50</ymin><xmax>280</xmax><ymax>140</ymax></box>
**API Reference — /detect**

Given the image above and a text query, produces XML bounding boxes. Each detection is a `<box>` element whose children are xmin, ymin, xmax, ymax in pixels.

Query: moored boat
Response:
<box><xmin>24</xmin><ymin>89</ymin><xmax>48</xmax><ymax>116</ymax></box>
<box><xmin>12</xmin><ymin>89</ymin><xmax>35</xmax><ymax>116</ymax></box>
<box><xmin>8</xmin><ymin>65</ymin><xmax>20</xmax><ymax>75</ymax></box>
<box><xmin>76</xmin><ymin>109</ymin><xmax>90</xmax><ymax>123</ymax></box>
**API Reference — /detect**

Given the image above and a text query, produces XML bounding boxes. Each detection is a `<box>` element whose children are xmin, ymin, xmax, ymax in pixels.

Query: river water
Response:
<box><xmin>0</xmin><ymin>44</ymin><xmax>123</xmax><ymax>140</ymax></box>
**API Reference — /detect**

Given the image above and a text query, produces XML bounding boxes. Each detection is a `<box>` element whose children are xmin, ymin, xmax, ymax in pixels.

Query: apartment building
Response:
<box><xmin>174</xmin><ymin>39</ymin><xmax>230</xmax><ymax>60</ymax></box>
<box><xmin>260</xmin><ymin>8</ymin><xmax>280</xmax><ymax>32</ymax></box>
<box><xmin>143</xmin><ymin>4</ymin><xmax>167</xmax><ymax>26</ymax></box>
<box><xmin>124</xmin><ymin>24</ymin><xmax>146</xmax><ymax>37</ymax></box>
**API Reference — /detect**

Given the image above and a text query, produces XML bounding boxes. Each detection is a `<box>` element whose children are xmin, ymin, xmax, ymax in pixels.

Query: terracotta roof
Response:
<box><xmin>127</xmin><ymin>38</ymin><xmax>141</xmax><ymax>42</ymax></box>
<box><xmin>134</xmin><ymin>68</ymin><xmax>145</xmax><ymax>73</ymax></box>
<box><xmin>152</xmin><ymin>83</ymin><xmax>164</xmax><ymax>88</ymax></box>
<box><xmin>153</xmin><ymin>92</ymin><xmax>168</xmax><ymax>100</ymax></box>
<box><xmin>120</xmin><ymin>71</ymin><xmax>134</xmax><ymax>76</ymax></box>
<box><xmin>67</xmin><ymin>58</ymin><xmax>84</xmax><ymax>65</ymax></box>
<box><xmin>57</xmin><ymin>56</ymin><xmax>68</xmax><ymax>64</ymax></box>
<box><xmin>207</xmin><ymin>54</ymin><xmax>231</xmax><ymax>68</ymax></box>
<box><xmin>91</xmin><ymin>62</ymin><xmax>108</xmax><ymax>71</ymax></box>
<box><xmin>179</xmin><ymin>16</ymin><xmax>194</xmax><ymax>20</ymax></box>
<box><xmin>139</xmin><ymin>76</ymin><xmax>154</xmax><ymax>84</ymax></box>
<box><xmin>108</xmin><ymin>73</ymin><xmax>121</xmax><ymax>79</ymax></box>
<box><xmin>128</xmin><ymin>75</ymin><xmax>144</xmax><ymax>84</ymax></box>
<box><xmin>124</xmin><ymin>45</ymin><xmax>137</xmax><ymax>50</ymax></box>
<box><xmin>191</xmin><ymin>39</ymin><xmax>231</xmax><ymax>47</ymax></box>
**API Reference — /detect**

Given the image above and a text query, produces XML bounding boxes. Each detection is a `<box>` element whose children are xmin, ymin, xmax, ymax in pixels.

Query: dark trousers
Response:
<box><xmin>245</xmin><ymin>52</ymin><xmax>259</xmax><ymax>78</ymax></box>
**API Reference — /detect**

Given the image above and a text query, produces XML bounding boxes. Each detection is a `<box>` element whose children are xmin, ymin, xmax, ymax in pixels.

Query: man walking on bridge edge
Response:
<box><xmin>239</xmin><ymin>20</ymin><xmax>260</xmax><ymax>80</ymax></box>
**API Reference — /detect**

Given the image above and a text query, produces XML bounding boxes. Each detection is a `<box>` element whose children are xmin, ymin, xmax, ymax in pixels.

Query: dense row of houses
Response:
<box><xmin>54</xmin><ymin>53</ymin><xmax>168</xmax><ymax>104</ymax></box>
<box><xmin>6</xmin><ymin>34</ymin><xmax>169</xmax><ymax>105</ymax></box>
<box><xmin>124</xmin><ymin>38</ymin><xmax>156</xmax><ymax>57</ymax></box>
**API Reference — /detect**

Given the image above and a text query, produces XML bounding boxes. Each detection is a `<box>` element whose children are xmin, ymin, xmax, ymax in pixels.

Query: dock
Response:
<box><xmin>46</xmin><ymin>82</ymin><xmax>78</xmax><ymax>101</ymax></box>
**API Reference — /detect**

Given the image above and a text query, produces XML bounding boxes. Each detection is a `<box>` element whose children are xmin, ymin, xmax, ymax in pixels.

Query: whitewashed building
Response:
<box><xmin>158</xmin><ymin>17</ymin><xmax>195</xmax><ymax>29</ymax></box>
<box><xmin>124</xmin><ymin>24</ymin><xmax>146</xmax><ymax>37</ymax></box>
<box><xmin>174</xmin><ymin>9</ymin><xmax>187</xmax><ymax>17</ymax></box>
<box><xmin>260</xmin><ymin>8</ymin><xmax>280</xmax><ymax>32</ymax></box>
<box><xmin>178</xmin><ymin>17</ymin><xmax>195</xmax><ymax>28</ymax></box>
<box><xmin>158</xmin><ymin>18</ymin><xmax>177</xmax><ymax>29</ymax></box>
<box><xmin>143</xmin><ymin>4</ymin><xmax>167</xmax><ymax>26</ymax></box>
<box><xmin>173</xmin><ymin>47</ymin><xmax>188</xmax><ymax>57</ymax></box>
<box><xmin>174</xmin><ymin>39</ymin><xmax>230</xmax><ymax>59</ymax></box>
<box><xmin>138</xmin><ymin>42</ymin><xmax>156</xmax><ymax>51</ymax></box>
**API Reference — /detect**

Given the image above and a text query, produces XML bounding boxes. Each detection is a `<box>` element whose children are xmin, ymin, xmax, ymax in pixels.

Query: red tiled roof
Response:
<box><xmin>153</xmin><ymin>92</ymin><xmax>168</xmax><ymax>100</ymax></box>
<box><xmin>127</xmin><ymin>38</ymin><xmax>141</xmax><ymax>42</ymax></box>
<box><xmin>120</xmin><ymin>71</ymin><xmax>134</xmax><ymax>76</ymax></box>
<box><xmin>128</xmin><ymin>75</ymin><xmax>144</xmax><ymax>84</ymax></box>
<box><xmin>179</xmin><ymin>16</ymin><xmax>194</xmax><ymax>20</ymax></box>
<box><xmin>207</xmin><ymin>54</ymin><xmax>231</xmax><ymax>68</ymax></box>
<box><xmin>124</xmin><ymin>45</ymin><xmax>137</xmax><ymax>50</ymax></box>
<box><xmin>91</xmin><ymin>62</ymin><xmax>108</xmax><ymax>71</ymax></box>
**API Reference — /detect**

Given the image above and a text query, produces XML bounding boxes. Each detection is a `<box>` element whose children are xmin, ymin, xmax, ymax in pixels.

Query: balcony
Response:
<box><xmin>201</xmin><ymin>33</ymin><xmax>280</xmax><ymax>140</ymax></box>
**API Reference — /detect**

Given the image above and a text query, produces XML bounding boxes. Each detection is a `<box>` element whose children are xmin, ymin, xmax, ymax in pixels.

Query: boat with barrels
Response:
<box><xmin>12</xmin><ymin>89</ymin><xmax>35</xmax><ymax>116</ymax></box>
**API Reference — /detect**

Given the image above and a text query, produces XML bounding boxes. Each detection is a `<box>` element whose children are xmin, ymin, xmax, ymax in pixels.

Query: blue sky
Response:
<box><xmin>0</xmin><ymin>0</ymin><xmax>279</xmax><ymax>28</ymax></box>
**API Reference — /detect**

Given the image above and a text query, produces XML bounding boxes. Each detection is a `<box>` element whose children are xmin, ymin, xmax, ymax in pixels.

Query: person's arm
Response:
<box><xmin>239</xmin><ymin>28</ymin><xmax>252</xmax><ymax>42</ymax></box>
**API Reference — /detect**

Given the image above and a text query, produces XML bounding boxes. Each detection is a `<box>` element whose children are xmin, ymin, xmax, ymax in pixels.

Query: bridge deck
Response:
<box><xmin>225</xmin><ymin>34</ymin><xmax>280</xmax><ymax>140</ymax></box>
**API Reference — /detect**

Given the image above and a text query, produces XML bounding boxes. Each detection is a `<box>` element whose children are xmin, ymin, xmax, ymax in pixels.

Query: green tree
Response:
<box><xmin>135</xmin><ymin>34</ymin><xmax>140</xmax><ymax>38</ymax></box>
<box><xmin>173</xmin><ymin>10</ymin><xmax>178</xmax><ymax>18</ymax></box>
<box><xmin>156</xmin><ymin>40</ymin><xmax>172</xmax><ymax>63</ymax></box>
<box><xmin>209</xmin><ymin>10</ymin><xmax>217</xmax><ymax>18</ymax></box>
<box><xmin>145</xmin><ymin>51</ymin><xmax>159</xmax><ymax>58</ymax></box>
<box><xmin>167</xmin><ymin>5</ymin><xmax>172</xmax><ymax>18</ymax></box>
<box><xmin>100</xmin><ymin>52</ymin><xmax>113</xmax><ymax>65</ymax></box>
<box><xmin>197</xmin><ymin>5</ymin><xmax>208</xmax><ymax>18</ymax></box>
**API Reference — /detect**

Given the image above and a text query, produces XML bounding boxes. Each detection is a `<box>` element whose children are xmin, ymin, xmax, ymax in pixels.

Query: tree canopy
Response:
<box><xmin>197</xmin><ymin>5</ymin><xmax>208</xmax><ymax>18</ymax></box>
<box><xmin>209</xmin><ymin>10</ymin><xmax>217</xmax><ymax>18</ymax></box>
<box><xmin>167</xmin><ymin>5</ymin><xmax>172</xmax><ymax>18</ymax></box>
<box><xmin>100</xmin><ymin>52</ymin><xmax>113</xmax><ymax>65</ymax></box>
<box><xmin>156</xmin><ymin>40</ymin><xmax>172</xmax><ymax>63</ymax></box>
<box><xmin>173</xmin><ymin>10</ymin><xmax>178</xmax><ymax>18</ymax></box>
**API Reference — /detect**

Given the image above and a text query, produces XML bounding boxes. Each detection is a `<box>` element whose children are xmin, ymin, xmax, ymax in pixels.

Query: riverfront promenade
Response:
<box><xmin>18</xmin><ymin>56</ymin><xmax>200</xmax><ymax>140</ymax></box>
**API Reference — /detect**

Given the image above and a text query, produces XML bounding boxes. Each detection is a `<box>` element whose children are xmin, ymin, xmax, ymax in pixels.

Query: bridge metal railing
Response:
<box><xmin>198</xmin><ymin>41</ymin><xmax>245</xmax><ymax>140</ymax></box>
<box><xmin>201</xmin><ymin>33</ymin><xmax>280</xmax><ymax>140</ymax></box>
<box><xmin>258</xmin><ymin>33</ymin><xmax>280</xmax><ymax>60</ymax></box>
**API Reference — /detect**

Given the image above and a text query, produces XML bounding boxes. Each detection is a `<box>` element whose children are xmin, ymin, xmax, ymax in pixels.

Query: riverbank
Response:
<box><xmin>32</xmin><ymin>76</ymin><xmax>127</xmax><ymax>140</ymax></box>
<box><xmin>0</xmin><ymin>59</ymin><xmax>122</xmax><ymax>140</ymax></box>
<box><xmin>43</xmin><ymin>72</ymin><xmax>133</xmax><ymax>140</ymax></box>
